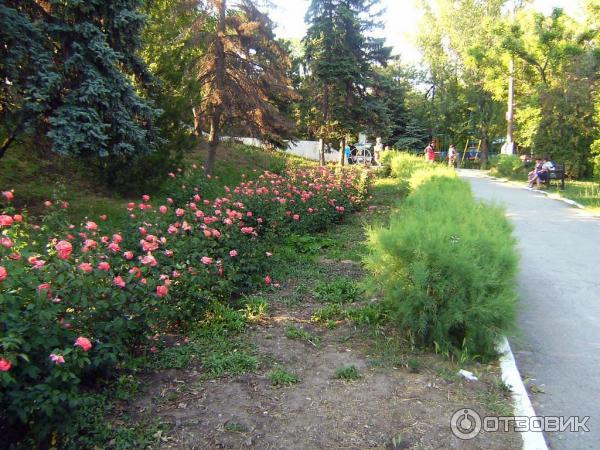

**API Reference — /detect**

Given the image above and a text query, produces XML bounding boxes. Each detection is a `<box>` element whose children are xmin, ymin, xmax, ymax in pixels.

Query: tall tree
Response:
<box><xmin>185</xmin><ymin>0</ymin><xmax>296</xmax><ymax>174</ymax></box>
<box><xmin>303</xmin><ymin>0</ymin><xmax>391</xmax><ymax>165</ymax></box>
<box><xmin>0</xmin><ymin>1</ymin><xmax>161</xmax><ymax>168</ymax></box>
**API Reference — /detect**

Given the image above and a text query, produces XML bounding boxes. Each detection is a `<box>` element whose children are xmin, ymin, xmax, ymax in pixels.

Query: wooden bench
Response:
<box><xmin>542</xmin><ymin>163</ymin><xmax>565</xmax><ymax>190</ymax></box>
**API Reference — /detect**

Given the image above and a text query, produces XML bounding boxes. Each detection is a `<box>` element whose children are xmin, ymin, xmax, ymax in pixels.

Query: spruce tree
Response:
<box><xmin>303</xmin><ymin>0</ymin><xmax>391</xmax><ymax>165</ymax></box>
<box><xmin>0</xmin><ymin>1</ymin><xmax>161</xmax><ymax>168</ymax></box>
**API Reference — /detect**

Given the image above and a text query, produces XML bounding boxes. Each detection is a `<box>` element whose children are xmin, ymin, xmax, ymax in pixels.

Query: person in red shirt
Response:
<box><xmin>425</xmin><ymin>143</ymin><xmax>436</xmax><ymax>163</ymax></box>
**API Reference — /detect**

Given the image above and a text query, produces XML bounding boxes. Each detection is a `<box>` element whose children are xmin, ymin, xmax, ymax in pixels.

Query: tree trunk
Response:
<box><xmin>192</xmin><ymin>107</ymin><xmax>202</xmax><ymax>137</ymax></box>
<box><xmin>339</xmin><ymin>138</ymin><xmax>345</xmax><ymax>167</ymax></box>
<box><xmin>480</xmin><ymin>136</ymin><xmax>489</xmax><ymax>166</ymax></box>
<box><xmin>0</xmin><ymin>119</ymin><xmax>24</xmax><ymax>160</ymax></box>
<box><xmin>206</xmin><ymin>111</ymin><xmax>221</xmax><ymax>175</ymax></box>
<box><xmin>205</xmin><ymin>0</ymin><xmax>226</xmax><ymax>174</ymax></box>
<box><xmin>319</xmin><ymin>139</ymin><xmax>325</xmax><ymax>166</ymax></box>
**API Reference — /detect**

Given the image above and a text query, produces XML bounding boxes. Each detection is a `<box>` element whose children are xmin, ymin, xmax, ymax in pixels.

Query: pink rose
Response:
<box><xmin>156</xmin><ymin>285</ymin><xmax>168</xmax><ymax>297</ymax></box>
<box><xmin>98</xmin><ymin>262</ymin><xmax>111</xmax><ymax>272</ymax></box>
<box><xmin>0</xmin><ymin>215</ymin><xmax>14</xmax><ymax>227</ymax></box>
<box><xmin>141</xmin><ymin>254</ymin><xmax>158</xmax><ymax>267</ymax></box>
<box><xmin>49</xmin><ymin>353</ymin><xmax>65</xmax><ymax>365</ymax></box>
<box><xmin>142</xmin><ymin>194</ymin><xmax>150</xmax><ymax>202</ymax></box>
<box><xmin>99</xmin><ymin>215</ymin><xmax>107</xmax><ymax>221</ymax></box>
<box><xmin>74</xmin><ymin>337</ymin><xmax>92</xmax><ymax>352</ymax></box>
<box><xmin>44</xmin><ymin>200</ymin><xmax>53</xmax><ymax>208</ymax></box>
<box><xmin>85</xmin><ymin>221</ymin><xmax>98</xmax><ymax>231</ymax></box>
<box><xmin>0</xmin><ymin>266</ymin><xmax>7</xmax><ymax>282</ymax></box>
<box><xmin>0</xmin><ymin>358</ymin><xmax>11</xmax><ymax>371</ymax></box>
<box><xmin>37</xmin><ymin>283</ymin><xmax>52</xmax><ymax>298</ymax></box>
<box><xmin>56</xmin><ymin>240</ymin><xmax>73</xmax><ymax>259</ymax></box>
<box><xmin>229</xmin><ymin>250</ymin><xmax>238</xmax><ymax>257</ymax></box>
<box><xmin>2</xmin><ymin>191</ymin><xmax>14</xmax><ymax>201</ymax></box>
<box><xmin>175</xmin><ymin>208</ymin><xmax>185</xmax><ymax>217</ymax></box>
<box><xmin>13</xmin><ymin>214</ymin><xmax>22</xmax><ymax>223</ymax></box>
<box><xmin>0</xmin><ymin>237</ymin><xmax>13</xmax><ymax>248</ymax></box>
<box><xmin>114</xmin><ymin>276</ymin><xmax>126</xmax><ymax>288</ymax></box>
<box><xmin>201</xmin><ymin>256</ymin><xmax>213</xmax><ymax>265</ymax></box>
<box><xmin>78</xmin><ymin>262</ymin><xmax>93</xmax><ymax>273</ymax></box>
<box><xmin>159</xmin><ymin>205</ymin><xmax>168</xmax><ymax>214</ymax></box>
<box><xmin>293</xmin><ymin>214</ymin><xmax>300</xmax><ymax>221</ymax></box>
<box><xmin>108</xmin><ymin>242</ymin><xmax>120</xmax><ymax>253</ymax></box>
<box><xmin>112</xmin><ymin>234</ymin><xmax>123</xmax><ymax>244</ymax></box>
<box><xmin>265</xmin><ymin>275</ymin><xmax>272</xmax><ymax>285</ymax></box>
<box><xmin>167</xmin><ymin>198</ymin><xmax>174</xmax><ymax>205</ymax></box>
<box><xmin>123</xmin><ymin>251</ymin><xmax>134</xmax><ymax>260</ymax></box>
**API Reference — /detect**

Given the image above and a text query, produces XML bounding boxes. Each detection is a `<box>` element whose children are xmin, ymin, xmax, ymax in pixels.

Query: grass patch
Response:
<box><xmin>477</xmin><ymin>380</ymin><xmax>513</xmax><ymax>417</ymax></box>
<box><xmin>334</xmin><ymin>365</ymin><xmax>361</xmax><ymax>381</ymax></box>
<box><xmin>203</xmin><ymin>351</ymin><xmax>258</xmax><ymax>377</ymax></box>
<box><xmin>269</xmin><ymin>367</ymin><xmax>300</xmax><ymax>387</ymax></box>
<box><xmin>285</xmin><ymin>325</ymin><xmax>320</xmax><ymax>346</ymax></box>
<box><xmin>314</xmin><ymin>278</ymin><xmax>363</xmax><ymax>304</ymax></box>
<box><xmin>311</xmin><ymin>304</ymin><xmax>344</xmax><ymax>322</ymax></box>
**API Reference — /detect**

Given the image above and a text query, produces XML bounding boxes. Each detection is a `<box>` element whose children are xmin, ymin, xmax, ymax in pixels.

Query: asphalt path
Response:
<box><xmin>460</xmin><ymin>170</ymin><xmax>600</xmax><ymax>449</ymax></box>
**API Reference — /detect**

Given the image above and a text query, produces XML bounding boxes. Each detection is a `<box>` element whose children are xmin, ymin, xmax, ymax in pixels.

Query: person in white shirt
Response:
<box><xmin>448</xmin><ymin>144</ymin><xmax>457</xmax><ymax>167</ymax></box>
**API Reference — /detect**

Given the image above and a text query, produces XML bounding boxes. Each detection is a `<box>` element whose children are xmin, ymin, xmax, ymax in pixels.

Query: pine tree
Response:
<box><xmin>0</xmin><ymin>1</ymin><xmax>161</xmax><ymax>168</ymax></box>
<box><xmin>303</xmin><ymin>0</ymin><xmax>391</xmax><ymax>165</ymax></box>
<box><xmin>185</xmin><ymin>0</ymin><xmax>296</xmax><ymax>174</ymax></box>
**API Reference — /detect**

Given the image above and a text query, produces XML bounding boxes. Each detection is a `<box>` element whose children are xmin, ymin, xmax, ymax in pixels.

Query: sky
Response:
<box><xmin>269</xmin><ymin>0</ymin><xmax>585</xmax><ymax>64</ymax></box>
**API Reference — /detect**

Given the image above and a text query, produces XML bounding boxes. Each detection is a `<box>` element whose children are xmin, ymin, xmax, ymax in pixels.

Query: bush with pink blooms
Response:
<box><xmin>0</xmin><ymin>164</ymin><xmax>370</xmax><ymax>442</ymax></box>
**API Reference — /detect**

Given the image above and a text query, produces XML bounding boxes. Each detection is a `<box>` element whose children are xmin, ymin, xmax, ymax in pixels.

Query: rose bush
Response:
<box><xmin>0</xmin><ymin>164</ymin><xmax>370</xmax><ymax>442</ymax></box>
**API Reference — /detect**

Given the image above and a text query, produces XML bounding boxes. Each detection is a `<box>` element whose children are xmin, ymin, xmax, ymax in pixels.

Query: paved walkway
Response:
<box><xmin>460</xmin><ymin>170</ymin><xmax>600</xmax><ymax>449</ymax></box>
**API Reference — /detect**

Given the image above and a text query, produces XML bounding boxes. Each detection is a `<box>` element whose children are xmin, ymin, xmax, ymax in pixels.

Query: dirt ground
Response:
<box><xmin>127</xmin><ymin>265</ymin><xmax>520</xmax><ymax>450</ymax></box>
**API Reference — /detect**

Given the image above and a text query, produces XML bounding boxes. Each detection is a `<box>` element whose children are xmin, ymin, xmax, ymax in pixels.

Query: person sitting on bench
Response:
<box><xmin>529</xmin><ymin>156</ymin><xmax>554</xmax><ymax>189</ymax></box>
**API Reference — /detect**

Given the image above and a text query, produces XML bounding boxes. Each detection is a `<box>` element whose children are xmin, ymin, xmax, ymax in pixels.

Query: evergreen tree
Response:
<box><xmin>303</xmin><ymin>0</ymin><xmax>391</xmax><ymax>165</ymax></box>
<box><xmin>186</xmin><ymin>0</ymin><xmax>296</xmax><ymax>174</ymax></box>
<box><xmin>0</xmin><ymin>0</ymin><xmax>161</xmax><ymax>171</ymax></box>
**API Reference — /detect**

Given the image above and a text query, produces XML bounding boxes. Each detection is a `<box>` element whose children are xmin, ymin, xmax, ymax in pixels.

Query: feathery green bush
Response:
<box><xmin>366</xmin><ymin>173</ymin><xmax>518</xmax><ymax>360</ymax></box>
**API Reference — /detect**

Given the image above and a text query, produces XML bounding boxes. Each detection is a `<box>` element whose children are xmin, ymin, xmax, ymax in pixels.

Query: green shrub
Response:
<box><xmin>489</xmin><ymin>155</ymin><xmax>526</xmax><ymax>179</ymax></box>
<box><xmin>365</xmin><ymin>175</ymin><xmax>518</xmax><ymax>360</ymax></box>
<box><xmin>388</xmin><ymin>152</ymin><xmax>432</xmax><ymax>180</ymax></box>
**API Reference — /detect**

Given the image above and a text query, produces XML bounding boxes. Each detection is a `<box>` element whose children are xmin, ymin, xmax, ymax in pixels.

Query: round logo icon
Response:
<box><xmin>451</xmin><ymin>408</ymin><xmax>482</xmax><ymax>440</ymax></box>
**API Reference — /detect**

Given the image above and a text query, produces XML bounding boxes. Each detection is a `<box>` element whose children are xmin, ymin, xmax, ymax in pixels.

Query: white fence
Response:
<box><xmin>221</xmin><ymin>136</ymin><xmax>341</xmax><ymax>162</ymax></box>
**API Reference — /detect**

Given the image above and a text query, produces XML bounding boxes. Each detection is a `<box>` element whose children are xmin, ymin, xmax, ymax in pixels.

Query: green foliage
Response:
<box><xmin>366</xmin><ymin>171</ymin><xmax>518</xmax><ymax>360</ymax></box>
<box><xmin>489</xmin><ymin>155</ymin><xmax>527</xmax><ymax>179</ymax></box>
<box><xmin>334</xmin><ymin>365</ymin><xmax>361</xmax><ymax>381</ymax></box>
<box><xmin>0</xmin><ymin>1</ymin><xmax>162</xmax><ymax>172</ymax></box>
<box><xmin>314</xmin><ymin>278</ymin><xmax>363</xmax><ymax>304</ymax></box>
<box><xmin>388</xmin><ymin>153</ymin><xmax>432</xmax><ymax>180</ymax></box>
<box><xmin>269</xmin><ymin>367</ymin><xmax>300</xmax><ymax>387</ymax></box>
<box><xmin>301</xmin><ymin>0</ymin><xmax>392</xmax><ymax>147</ymax></box>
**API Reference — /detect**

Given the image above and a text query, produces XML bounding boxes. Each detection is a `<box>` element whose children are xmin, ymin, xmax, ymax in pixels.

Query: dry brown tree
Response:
<box><xmin>185</xmin><ymin>0</ymin><xmax>296</xmax><ymax>173</ymax></box>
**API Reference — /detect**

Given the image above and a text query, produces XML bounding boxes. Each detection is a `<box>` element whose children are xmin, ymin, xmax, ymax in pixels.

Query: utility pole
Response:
<box><xmin>504</xmin><ymin>56</ymin><xmax>515</xmax><ymax>155</ymax></box>
<box><xmin>503</xmin><ymin>0</ymin><xmax>521</xmax><ymax>155</ymax></box>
